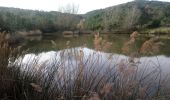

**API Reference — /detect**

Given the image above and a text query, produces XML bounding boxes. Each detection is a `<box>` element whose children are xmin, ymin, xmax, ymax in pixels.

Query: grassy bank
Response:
<box><xmin>141</xmin><ymin>27</ymin><xmax>170</xmax><ymax>34</ymax></box>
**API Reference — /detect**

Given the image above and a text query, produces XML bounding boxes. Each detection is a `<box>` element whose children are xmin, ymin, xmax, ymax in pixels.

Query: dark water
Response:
<box><xmin>24</xmin><ymin>34</ymin><xmax>170</xmax><ymax>56</ymax></box>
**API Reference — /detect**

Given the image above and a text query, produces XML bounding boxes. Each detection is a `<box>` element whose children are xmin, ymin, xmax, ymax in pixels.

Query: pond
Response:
<box><xmin>12</xmin><ymin>34</ymin><xmax>170</xmax><ymax>98</ymax></box>
<box><xmin>19</xmin><ymin>34</ymin><xmax>170</xmax><ymax>76</ymax></box>
<box><xmin>24</xmin><ymin>34</ymin><xmax>170</xmax><ymax>56</ymax></box>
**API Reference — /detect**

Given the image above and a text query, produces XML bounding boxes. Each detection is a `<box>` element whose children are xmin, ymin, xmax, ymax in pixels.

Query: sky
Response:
<box><xmin>0</xmin><ymin>0</ymin><xmax>170</xmax><ymax>14</ymax></box>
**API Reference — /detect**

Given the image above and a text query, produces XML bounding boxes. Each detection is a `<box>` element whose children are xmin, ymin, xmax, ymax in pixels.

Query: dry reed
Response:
<box><xmin>0</xmin><ymin>31</ymin><xmax>169</xmax><ymax>100</ymax></box>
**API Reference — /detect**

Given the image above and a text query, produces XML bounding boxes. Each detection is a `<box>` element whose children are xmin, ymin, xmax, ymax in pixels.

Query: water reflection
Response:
<box><xmin>24</xmin><ymin>35</ymin><xmax>170</xmax><ymax>56</ymax></box>
<box><xmin>16</xmin><ymin>47</ymin><xmax>170</xmax><ymax>77</ymax></box>
<box><xmin>25</xmin><ymin>36</ymin><xmax>42</xmax><ymax>41</ymax></box>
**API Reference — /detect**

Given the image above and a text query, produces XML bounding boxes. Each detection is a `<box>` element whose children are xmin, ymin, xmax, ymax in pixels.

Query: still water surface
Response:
<box><xmin>20</xmin><ymin>34</ymin><xmax>170</xmax><ymax>76</ymax></box>
<box><xmin>12</xmin><ymin>34</ymin><xmax>170</xmax><ymax>96</ymax></box>
<box><xmin>24</xmin><ymin>34</ymin><xmax>170</xmax><ymax>56</ymax></box>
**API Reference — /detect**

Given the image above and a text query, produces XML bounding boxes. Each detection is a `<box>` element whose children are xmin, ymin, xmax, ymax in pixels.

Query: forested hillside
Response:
<box><xmin>0</xmin><ymin>0</ymin><xmax>170</xmax><ymax>33</ymax></box>
<box><xmin>0</xmin><ymin>7</ymin><xmax>82</xmax><ymax>32</ymax></box>
<box><xmin>84</xmin><ymin>0</ymin><xmax>170</xmax><ymax>31</ymax></box>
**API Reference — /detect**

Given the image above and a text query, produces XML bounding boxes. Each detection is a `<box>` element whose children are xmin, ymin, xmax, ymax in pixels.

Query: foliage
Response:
<box><xmin>142</xmin><ymin>27</ymin><xmax>170</xmax><ymax>34</ymax></box>
<box><xmin>84</xmin><ymin>1</ymin><xmax>170</xmax><ymax>31</ymax></box>
<box><xmin>58</xmin><ymin>3</ymin><xmax>79</xmax><ymax>14</ymax></box>
<box><xmin>0</xmin><ymin>7</ymin><xmax>82</xmax><ymax>32</ymax></box>
<box><xmin>1</xmin><ymin>1</ymin><xmax>170</xmax><ymax>33</ymax></box>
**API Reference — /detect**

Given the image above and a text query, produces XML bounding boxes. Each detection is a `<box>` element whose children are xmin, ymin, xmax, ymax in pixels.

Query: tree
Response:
<box><xmin>77</xmin><ymin>19</ymin><xmax>85</xmax><ymax>30</ymax></box>
<box><xmin>134</xmin><ymin>0</ymin><xmax>149</xmax><ymax>1</ymax></box>
<box><xmin>58</xmin><ymin>3</ymin><xmax>79</xmax><ymax>14</ymax></box>
<box><xmin>58</xmin><ymin>3</ymin><xmax>80</xmax><ymax>30</ymax></box>
<box><xmin>123</xmin><ymin>5</ymin><xmax>141</xmax><ymax>30</ymax></box>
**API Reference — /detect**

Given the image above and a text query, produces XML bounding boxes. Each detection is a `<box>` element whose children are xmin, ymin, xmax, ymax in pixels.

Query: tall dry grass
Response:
<box><xmin>0</xmin><ymin>31</ymin><xmax>169</xmax><ymax>100</ymax></box>
<box><xmin>0</xmin><ymin>32</ymin><xmax>20</xmax><ymax>97</ymax></box>
<box><xmin>94</xmin><ymin>32</ymin><xmax>112</xmax><ymax>52</ymax></box>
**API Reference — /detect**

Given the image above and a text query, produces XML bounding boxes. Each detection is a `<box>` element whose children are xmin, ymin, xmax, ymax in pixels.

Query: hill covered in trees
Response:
<box><xmin>84</xmin><ymin>0</ymin><xmax>170</xmax><ymax>32</ymax></box>
<box><xmin>0</xmin><ymin>7</ymin><xmax>82</xmax><ymax>32</ymax></box>
<box><xmin>0</xmin><ymin>0</ymin><xmax>170</xmax><ymax>33</ymax></box>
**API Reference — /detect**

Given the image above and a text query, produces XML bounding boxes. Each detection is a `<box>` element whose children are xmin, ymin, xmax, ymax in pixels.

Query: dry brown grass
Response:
<box><xmin>122</xmin><ymin>31</ymin><xmax>139</xmax><ymax>54</ymax></box>
<box><xmin>94</xmin><ymin>32</ymin><xmax>112</xmax><ymax>52</ymax></box>
<box><xmin>140</xmin><ymin>37</ymin><xmax>163</xmax><ymax>54</ymax></box>
<box><xmin>0</xmin><ymin>31</ymin><xmax>169</xmax><ymax>100</ymax></box>
<box><xmin>122</xmin><ymin>31</ymin><xmax>163</xmax><ymax>56</ymax></box>
<box><xmin>0</xmin><ymin>32</ymin><xmax>24</xmax><ymax>99</ymax></box>
<box><xmin>0</xmin><ymin>32</ymin><xmax>14</xmax><ymax>92</ymax></box>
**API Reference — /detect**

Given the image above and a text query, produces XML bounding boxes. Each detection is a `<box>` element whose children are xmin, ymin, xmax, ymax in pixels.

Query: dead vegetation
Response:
<box><xmin>0</xmin><ymin>31</ymin><xmax>169</xmax><ymax>100</ymax></box>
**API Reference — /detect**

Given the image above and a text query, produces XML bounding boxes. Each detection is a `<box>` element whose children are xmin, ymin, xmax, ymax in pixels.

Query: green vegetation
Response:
<box><xmin>84</xmin><ymin>1</ymin><xmax>170</xmax><ymax>32</ymax></box>
<box><xmin>1</xmin><ymin>0</ymin><xmax>170</xmax><ymax>100</ymax></box>
<box><xmin>0</xmin><ymin>7</ymin><xmax>81</xmax><ymax>32</ymax></box>
<box><xmin>1</xmin><ymin>0</ymin><xmax>170</xmax><ymax>34</ymax></box>
<box><xmin>142</xmin><ymin>27</ymin><xmax>170</xmax><ymax>34</ymax></box>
